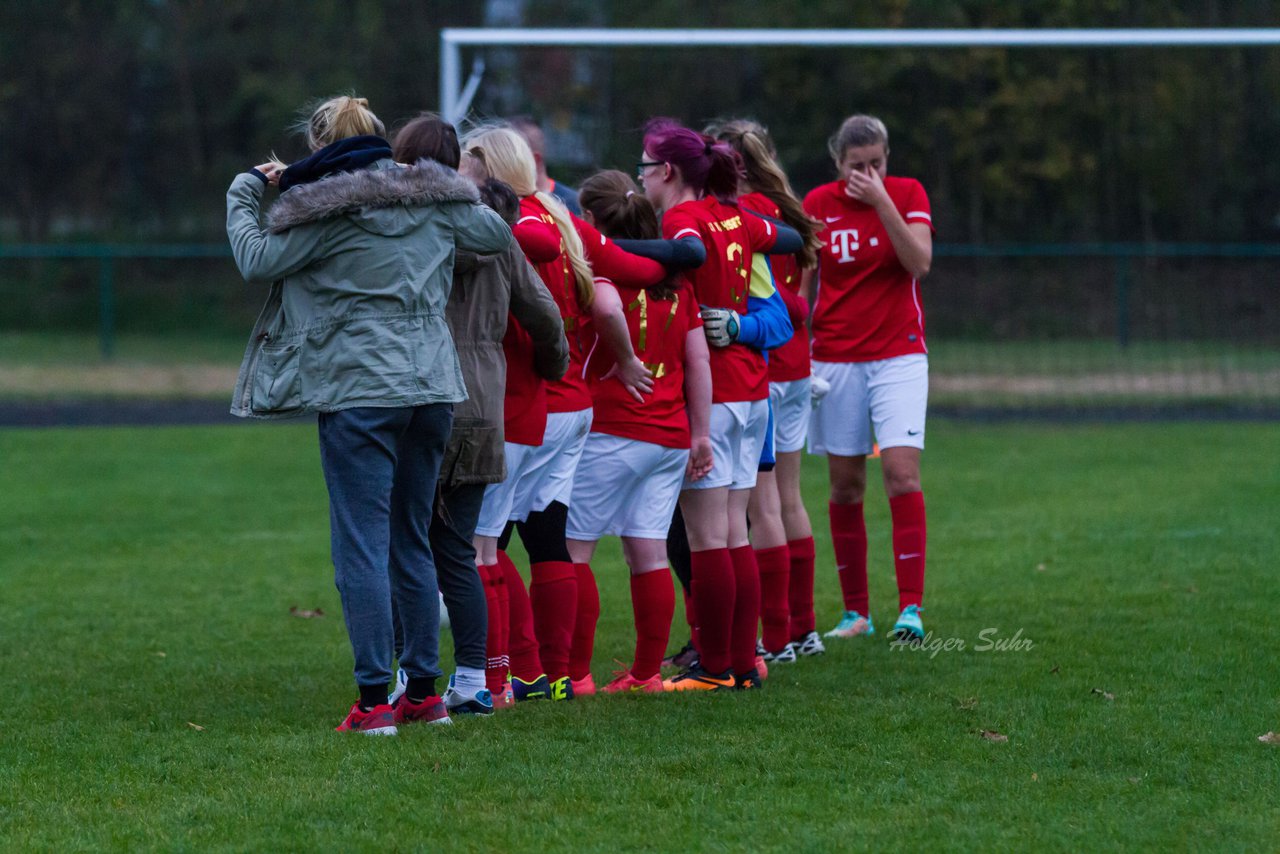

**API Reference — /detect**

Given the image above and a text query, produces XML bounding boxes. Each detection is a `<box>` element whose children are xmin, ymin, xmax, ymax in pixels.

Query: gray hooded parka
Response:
<box><xmin>225</xmin><ymin>158</ymin><xmax>512</xmax><ymax>418</ymax></box>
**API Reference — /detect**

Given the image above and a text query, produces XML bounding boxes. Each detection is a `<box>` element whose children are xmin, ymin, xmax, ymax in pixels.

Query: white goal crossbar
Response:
<box><xmin>439</xmin><ymin>27</ymin><xmax>1280</xmax><ymax>123</ymax></box>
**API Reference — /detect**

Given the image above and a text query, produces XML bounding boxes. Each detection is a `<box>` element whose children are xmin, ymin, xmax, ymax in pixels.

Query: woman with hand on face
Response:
<box><xmin>226</xmin><ymin>95</ymin><xmax>512</xmax><ymax>734</ymax></box>
<box><xmin>802</xmin><ymin>114</ymin><xmax>934</xmax><ymax>645</ymax></box>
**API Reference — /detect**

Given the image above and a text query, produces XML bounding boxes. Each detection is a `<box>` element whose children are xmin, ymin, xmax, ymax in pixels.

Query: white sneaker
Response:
<box><xmin>792</xmin><ymin>631</ymin><xmax>827</xmax><ymax>656</ymax></box>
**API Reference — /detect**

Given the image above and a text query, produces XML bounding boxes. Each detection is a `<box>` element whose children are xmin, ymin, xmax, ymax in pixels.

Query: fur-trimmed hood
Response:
<box><xmin>266</xmin><ymin>158</ymin><xmax>481</xmax><ymax>234</ymax></box>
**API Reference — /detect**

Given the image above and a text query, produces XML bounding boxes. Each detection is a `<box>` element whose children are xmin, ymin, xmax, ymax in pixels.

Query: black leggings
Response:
<box><xmin>667</xmin><ymin>504</ymin><xmax>692</xmax><ymax>596</ymax></box>
<box><xmin>498</xmin><ymin>501</ymin><xmax>572</xmax><ymax>564</ymax></box>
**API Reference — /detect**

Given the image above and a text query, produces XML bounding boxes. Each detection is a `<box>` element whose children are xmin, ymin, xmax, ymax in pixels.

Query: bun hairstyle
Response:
<box><xmin>301</xmin><ymin>95</ymin><xmax>385</xmax><ymax>150</ymax></box>
<box><xmin>392</xmin><ymin>113</ymin><xmax>461</xmax><ymax>169</ymax></box>
<box><xmin>827</xmin><ymin>114</ymin><xmax>890</xmax><ymax>162</ymax></box>
<box><xmin>460</xmin><ymin>124</ymin><xmax>595</xmax><ymax>309</ymax></box>
<box><xmin>642</xmin><ymin>117</ymin><xmax>743</xmax><ymax>203</ymax></box>
<box><xmin>707</xmin><ymin>118</ymin><xmax>823</xmax><ymax>269</ymax></box>
<box><xmin>578</xmin><ymin>170</ymin><xmax>678</xmax><ymax>301</ymax></box>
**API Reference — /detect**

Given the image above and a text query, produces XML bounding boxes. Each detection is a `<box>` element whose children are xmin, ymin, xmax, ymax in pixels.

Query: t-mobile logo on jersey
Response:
<box><xmin>828</xmin><ymin>228</ymin><xmax>860</xmax><ymax>263</ymax></box>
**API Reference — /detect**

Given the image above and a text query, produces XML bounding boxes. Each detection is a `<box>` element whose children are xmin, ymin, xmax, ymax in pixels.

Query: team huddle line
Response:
<box><xmin>226</xmin><ymin>96</ymin><xmax>934</xmax><ymax>734</ymax></box>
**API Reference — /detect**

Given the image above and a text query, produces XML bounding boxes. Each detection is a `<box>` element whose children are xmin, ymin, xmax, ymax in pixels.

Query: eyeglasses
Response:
<box><xmin>635</xmin><ymin>160</ymin><xmax>664</xmax><ymax>179</ymax></box>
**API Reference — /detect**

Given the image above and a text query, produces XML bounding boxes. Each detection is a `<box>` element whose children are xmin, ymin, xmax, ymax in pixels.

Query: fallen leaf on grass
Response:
<box><xmin>432</xmin><ymin>762</ymin><xmax>441</xmax><ymax>773</ymax></box>
<box><xmin>1050</xmin><ymin>665</ymin><xmax>1060</xmax><ymax>675</ymax></box>
<box><xmin>153</xmin><ymin>651</ymin><xmax>167</xmax><ymax>658</ymax></box>
<box><xmin>956</xmin><ymin>697</ymin><xmax>979</xmax><ymax>710</ymax></box>
<box><xmin>1036</xmin><ymin>563</ymin><xmax>1047</xmax><ymax>572</ymax></box>
<box><xmin>1091</xmin><ymin>688</ymin><xmax>1115</xmax><ymax>701</ymax></box>
<box><xmin>1259</xmin><ymin>732</ymin><xmax>1280</xmax><ymax>745</ymax></box>
<box><xmin>290</xmin><ymin>606</ymin><xmax>325</xmax><ymax>619</ymax></box>
<box><xmin>186</xmin><ymin>722</ymin><xmax>205</xmax><ymax>731</ymax></box>
<box><xmin>1031</xmin><ymin>773</ymin><xmax>1038</xmax><ymax>782</ymax></box>
<box><xmin>979</xmin><ymin>730</ymin><xmax>1008</xmax><ymax>743</ymax></box>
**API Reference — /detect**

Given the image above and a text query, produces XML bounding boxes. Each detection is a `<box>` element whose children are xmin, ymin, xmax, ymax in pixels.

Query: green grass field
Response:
<box><xmin>2</xmin><ymin>420</ymin><xmax>1279</xmax><ymax>850</ymax></box>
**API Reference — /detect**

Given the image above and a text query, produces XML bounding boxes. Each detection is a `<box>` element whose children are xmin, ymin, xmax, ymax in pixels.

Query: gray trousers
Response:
<box><xmin>393</xmin><ymin>483</ymin><xmax>488</xmax><ymax>672</ymax></box>
<box><xmin>317</xmin><ymin>404</ymin><xmax>452</xmax><ymax>690</ymax></box>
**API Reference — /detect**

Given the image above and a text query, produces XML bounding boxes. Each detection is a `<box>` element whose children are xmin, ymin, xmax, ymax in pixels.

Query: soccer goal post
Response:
<box><xmin>439</xmin><ymin>27</ymin><xmax>1280</xmax><ymax>124</ymax></box>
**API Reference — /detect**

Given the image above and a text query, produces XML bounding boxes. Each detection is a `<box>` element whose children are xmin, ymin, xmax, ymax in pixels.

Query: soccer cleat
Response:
<box><xmin>442</xmin><ymin>675</ymin><xmax>495</xmax><ymax>717</ymax></box>
<box><xmin>824</xmin><ymin>610</ymin><xmax>875</xmax><ymax>638</ymax></box>
<box><xmin>891</xmin><ymin>604</ymin><xmax>925</xmax><ymax>644</ymax></box>
<box><xmin>494</xmin><ymin>682</ymin><xmax>515</xmax><ymax>709</ymax></box>
<box><xmin>662</xmin><ymin>640</ymin><xmax>699</xmax><ymax>670</ymax></box>
<box><xmin>549</xmin><ymin>676</ymin><xmax>576</xmax><ymax>701</ymax></box>
<box><xmin>602</xmin><ymin>671</ymin><xmax>666</xmax><ymax>694</ymax></box>
<box><xmin>733</xmin><ymin>667</ymin><xmax>765</xmax><ymax>690</ymax></box>
<box><xmin>570</xmin><ymin>674</ymin><xmax>597</xmax><ymax>697</ymax></box>
<box><xmin>662</xmin><ymin>665</ymin><xmax>735</xmax><ymax>692</ymax></box>
<box><xmin>755</xmin><ymin>656</ymin><xmax>769</xmax><ymax>681</ymax></box>
<box><xmin>335</xmin><ymin>702</ymin><xmax>397</xmax><ymax>736</ymax></box>
<box><xmin>392</xmin><ymin>694</ymin><xmax>452</xmax><ymax>726</ymax></box>
<box><xmin>762</xmin><ymin>643</ymin><xmax>797</xmax><ymax>665</ymax></box>
<box><xmin>792</xmin><ymin>631</ymin><xmax>827</xmax><ymax>657</ymax></box>
<box><xmin>388</xmin><ymin>667</ymin><xmax>408</xmax><ymax>706</ymax></box>
<box><xmin>511</xmin><ymin>674</ymin><xmax>552</xmax><ymax>702</ymax></box>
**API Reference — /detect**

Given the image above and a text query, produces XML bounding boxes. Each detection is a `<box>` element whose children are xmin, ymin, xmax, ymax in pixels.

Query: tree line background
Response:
<box><xmin>4</xmin><ymin>0</ymin><xmax>1279</xmax><ymax>245</ymax></box>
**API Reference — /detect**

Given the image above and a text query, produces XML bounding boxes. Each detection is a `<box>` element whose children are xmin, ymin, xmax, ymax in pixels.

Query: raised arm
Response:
<box><xmin>226</xmin><ymin>172</ymin><xmax>328</xmax><ymax>283</ymax></box>
<box><xmin>742</xmin><ymin>209</ymin><xmax>803</xmax><ymax>256</ymax></box>
<box><xmin>574</xmin><ymin>215</ymin><xmax>667</xmax><ymax>287</ymax></box>
<box><xmin>611</xmin><ymin>236</ymin><xmax>707</xmax><ymax>271</ymax></box>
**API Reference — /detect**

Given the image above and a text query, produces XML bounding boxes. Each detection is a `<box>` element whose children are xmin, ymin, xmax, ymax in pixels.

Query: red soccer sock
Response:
<box><xmin>890</xmin><ymin>491</ymin><xmax>927</xmax><ymax>611</ymax></box>
<box><xmin>830</xmin><ymin>501</ymin><xmax>869</xmax><ymax>614</ymax></box>
<box><xmin>494</xmin><ymin>561</ymin><xmax>510</xmax><ymax>681</ymax></box>
<box><xmin>529</xmin><ymin>560</ymin><xmax>577</xmax><ymax>681</ymax></box>
<box><xmin>728</xmin><ymin>545</ymin><xmax>761</xmax><ymax>676</ymax></box>
<box><xmin>756</xmin><ymin>544</ymin><xmax>791</xmax><ymax>654</ymax></box>
<box><xmin>689</xmin><ymin>548</ymin><xmax>735</xmax><ymax>675</ymax></box>
<box><xmin>480</xmin><ymin>564</ymin><xmax>507</xmax><ymax>695</ymax></box>
<box><xmin>787</xmin><ymin>536</ymin><xmax>817</xmax><ymax>639</ymax></box>
<box><xmin>570</xmin><ymin>562</ymin><xmax>599</xmax><ymax>681</ymax></box>
<box><xmin>630</xmin><ymin>568</ymin><xmax>675</xmax><ymax>681</ymax></box>
<box><xmin>498</xmin><ymin>550</ymin><xmax>544</xmax><ymax>683</ymax></box>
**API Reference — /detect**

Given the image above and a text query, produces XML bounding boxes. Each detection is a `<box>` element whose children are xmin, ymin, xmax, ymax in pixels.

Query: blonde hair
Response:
<box><xmin>460</xmin><ymin>124</ymin><xmax>595</xmax><ymax>308</ymax></box>
<box><xmin>301</xmin><ymin>95</ymin><xmax>385</xmax><ymax>151</ymax></box>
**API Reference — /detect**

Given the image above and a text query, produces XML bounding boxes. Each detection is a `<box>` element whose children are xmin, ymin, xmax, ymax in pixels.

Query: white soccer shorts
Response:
<box><xmin>474</xmin><ymin>408</ymin><xmax>593</xmax><ymax>537</ymax></box>
<box><xmin>684</xmin><ymin>398</ymin><xmax>769</xmax><ymax>491</ymax></box>
<box><xmin>768</xmin><ymin>377</ymin><xmax>811</xmax><ymax>454</ymax></box>
<box><xmin>566</xmin><ymin>433</ymin><xmax>689</xmax><ymax>540</ymax></box>
<box><xmin>808</xmin><ymin>355</ymin><xmax>928</xmax><ymax>457</ymax></box>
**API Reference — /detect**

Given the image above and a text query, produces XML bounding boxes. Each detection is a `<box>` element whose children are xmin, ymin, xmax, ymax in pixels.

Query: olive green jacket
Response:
<box><xmin>226</xmin><ymin>158</ymin><xmax>512</xmax><ymax>418</ymax></box>
<box><xmin>441</xmin><ymin>245</ymin><xmax>568</xmax><ymax>486</ymax></box>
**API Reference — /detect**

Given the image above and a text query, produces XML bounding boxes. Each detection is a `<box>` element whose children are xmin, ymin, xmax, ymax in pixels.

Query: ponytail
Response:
<box><xmin>535</xmin><ymin>190</ymin><xmax>595</xmax><ymax>309</ymax></box>
<box><xmin>708</xmin><ymin>118</ymin><xmax>823</xmax><ymax>268</ymax></box>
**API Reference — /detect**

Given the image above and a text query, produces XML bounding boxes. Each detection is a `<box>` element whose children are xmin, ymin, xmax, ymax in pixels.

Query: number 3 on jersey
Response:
<box><xmin>726</xmin><ymin>242</ymin><xmax>747</xmax><ymax>306</ymax></box>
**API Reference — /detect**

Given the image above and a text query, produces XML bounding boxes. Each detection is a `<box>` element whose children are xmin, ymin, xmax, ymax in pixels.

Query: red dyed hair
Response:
<box><xmin>642</xmin><ymin>117</ymin><xmax>743</xmax><ymax>203</ymax></box>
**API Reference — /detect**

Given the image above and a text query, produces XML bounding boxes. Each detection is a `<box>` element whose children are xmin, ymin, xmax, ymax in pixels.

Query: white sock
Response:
<box><xmin>454</xmin><ymin>667</ymin><xmax>487</xmax><ymax>696</ymax></box>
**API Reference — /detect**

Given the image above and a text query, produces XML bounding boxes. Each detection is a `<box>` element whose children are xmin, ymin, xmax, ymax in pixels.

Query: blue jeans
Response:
<box><xmin>317</xmin><ymin>404</ymin><xmax>453</xmax><ymax>691</ymax></box>
<box><xmin>393</xmin><ymin>482</ymin><xmax>488</xmax><ymax>671</ymax></box>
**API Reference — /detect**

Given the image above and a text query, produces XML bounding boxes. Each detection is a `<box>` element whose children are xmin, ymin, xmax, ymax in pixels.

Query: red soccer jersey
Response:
<box><xmin>517</xmin><ymin>196</ymin><xmax>594</xmax><ymax>413</ymax></box>
<box><xmin>738</xmin><ymin>191</ymin><xmax>810</xmax><ymax>383</ymax></box>
<box><xmin>803</xmin><ymin>176</ymin><xmax>934</xmax><ymax>363</ymax></box>
<box><xmin>588</xmin><ymin>280</ymin><xmax>702</xmax><ymax>449</ymax></box>
<box><xmin>501</xmin><ymin>316</ymin><xmax>547</xmax><ymax>446</ymax></box>
<box><xmin>661</xmin><ymin>197</ymin><xmax>777</xmax><ymax>403</ymax></box>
